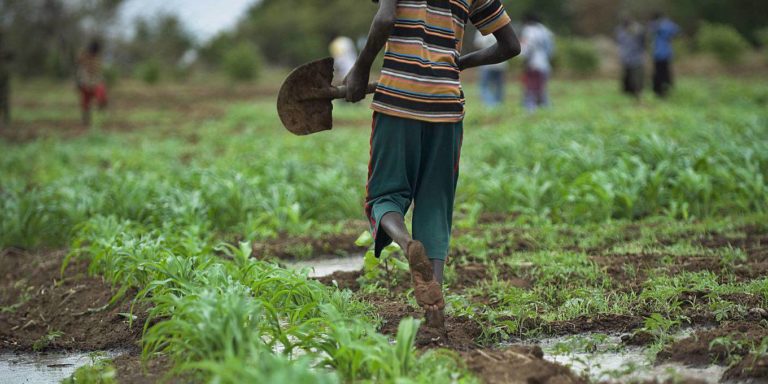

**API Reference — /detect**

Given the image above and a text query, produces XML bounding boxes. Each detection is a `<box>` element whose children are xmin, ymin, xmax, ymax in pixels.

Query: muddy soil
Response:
<box><xmin>3</xmin><ymin>83</ymin><xmax>281</xmax><ymax>143</ymax></box>
<box><xmin>112</xmin><ymin>353</ymin><xmax>182</xmax><ymax>384</ymax></box>
<box><xmin>315</xmin><ymin>270</ymin><xmax>362</xmax><ymax>291</ymax></box>
<box><xmin>0</xmin><ymin>248</ymin><xmax>145</xmax><ymax>351</ymax></box>
<box><xmin>657</xmin><ymin>322</ymin><xmax>768</xmax><ymax>368</ymax></box>
<box><xmin>722</xmin><ymin>353</ymin><xmax>768</xmax><ymax>382</ymax></box>
<box><xmin>463</xmin><ymin>346</ymin><xmax>586</xmax><ymax>384</ymax></box>
<box><xmin>252</xmin><ymin>222</ymin><xmax>367</xmax><ymax>260</ymax></box>
<box><xmin>453</xmin><ymin>262</ymin><xmax>532</xmax><ymax>290</ymax></box>
<box><xmin>362</xmin><ymin>294</ymin><xmax>482</xmax><ymax>350</ymax></box>
<box><xmin>0</xmin><ymin>248</ymin><xmax>172</xmax><ymax>383</ymax></box>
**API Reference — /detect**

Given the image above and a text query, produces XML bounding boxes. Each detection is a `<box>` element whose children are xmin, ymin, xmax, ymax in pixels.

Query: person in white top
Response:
<box><xmin>520</xmin><ymin>13</ymin><xmax>554</xmax><ymax>112</ymax></box>
<box><xmin>474</xmin><ymin>30</ymin><xmax>508</xmax><ymax>107</ymax></box>
<box><xmin>329</xmin><ymin>36</ymin><xmax>358</xmax><ymax>85</ymax></box>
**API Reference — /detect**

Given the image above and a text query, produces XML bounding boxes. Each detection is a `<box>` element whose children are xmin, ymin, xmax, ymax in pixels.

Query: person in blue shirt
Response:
<box><xmin>650</xmin><ymin>12</ymin><xmax>680</xmax><ymax>98</ymax></box>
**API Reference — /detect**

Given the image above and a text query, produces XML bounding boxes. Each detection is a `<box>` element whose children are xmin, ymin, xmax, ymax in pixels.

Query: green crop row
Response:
<box><xmin>66</xmin><ymin>215</ymin><xmax>476</xmax><ymax>383</ymax></box>
<box><xmin>2</xmin><ymin>79</ymin><xmax>767</xmax><ymax>249</ymax></box>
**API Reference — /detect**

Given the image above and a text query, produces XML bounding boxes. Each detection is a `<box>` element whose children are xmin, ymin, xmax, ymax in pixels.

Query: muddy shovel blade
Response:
<box><xmin>277</xmin><ymin>57</ymin><xmax>378</xmax><ymax>136</ymax></box>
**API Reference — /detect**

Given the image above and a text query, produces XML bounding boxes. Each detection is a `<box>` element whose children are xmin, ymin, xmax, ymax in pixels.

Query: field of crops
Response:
<box><xmin>1</xmin><ymin>75</ymin><xmax>767</xmax><ymax>383</ymax></box>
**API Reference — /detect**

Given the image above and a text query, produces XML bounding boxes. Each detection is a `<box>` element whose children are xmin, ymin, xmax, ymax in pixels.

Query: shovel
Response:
<box><xmin>277</xmin><ymin>57</ymin><xmax>378</xmax><ymax>135</ymax></box>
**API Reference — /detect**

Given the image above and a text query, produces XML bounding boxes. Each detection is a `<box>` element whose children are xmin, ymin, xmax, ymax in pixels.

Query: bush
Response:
<box><xmin>756</xmin><ymin>27</ymin><xmax>768</xmax><ymax>47</ymax></box>
<box><xmin>558</xmin><ymin>38</ymin><xmax>599</xmax><ymax>76</ymax></box>
<box><xmin>135</xmin><ymin>60</ymin><xmax>161</xmax><ymax>85</ymax></box>
<box><xmin>222</xmin><ymin>43</ymin><xmax>262</xmax><ymax>82</ymax></box>
<box><xmin>697</xmin><ymin>23</ymin><xmax>750</xmax><ymax>65</ymax></box>
<box><xmin>102</xmin><ymin>65</ymin><xmax>119</xmax><ymax>87</ymax></box>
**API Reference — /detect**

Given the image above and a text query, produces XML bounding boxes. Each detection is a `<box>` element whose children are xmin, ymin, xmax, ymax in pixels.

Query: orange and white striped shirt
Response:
<box><xmin>372</xmin><ymin>0</ymin><xmax>511</xmax><ymax>122</ymax></box>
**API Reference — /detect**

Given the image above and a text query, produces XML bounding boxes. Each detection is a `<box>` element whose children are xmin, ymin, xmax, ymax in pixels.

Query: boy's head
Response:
<box><xmin>87</xmin><ymin>39</ymin><xmax>102</xmax><ymax>55</ymax></box>
<box><xmin>651</xmin><ymin>11</ymin><xmax>663</xmax><ymax>21</ymax></box>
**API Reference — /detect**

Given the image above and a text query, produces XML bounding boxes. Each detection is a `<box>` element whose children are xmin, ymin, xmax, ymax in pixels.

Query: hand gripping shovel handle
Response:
<box><xmin>307</xmin><ymin>83</ymin><xmax>379</xmax><ymax>99</ymax></box>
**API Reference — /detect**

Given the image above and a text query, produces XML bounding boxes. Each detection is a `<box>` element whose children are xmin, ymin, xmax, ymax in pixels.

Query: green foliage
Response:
<box><xmin>32</xmin><ymin>330</ymin><xmax>64</xmax><ymax>351</ymax></box>
<box><xmin>222</xmin><ymin>43</ymin><xmax>262</xmax><ymax>82</ymax></box>
<box><xmin>233</xmin><ymin>0</ymin><xmax>376</xmax><ymax>65</ymax></box>
<box><xmin>640</xmin><ymin>313</ymin><xmax>680</xmax><ymax>355</ymax></box>
<box><xmin>756</xmin><ymin>27</ymin><xmax>768</xmax><ymax>62</ymax></box>
<box><xmin>62</xmin><ymin>357</ymin><xmax>117</xmax><ymax>384</ymax></box>
<box><xmin>102</xmin><ymin>65</ymin><xmax>119</xmax><ymax>87</ymax></box>
<box><xmin>556</xmin><ymin>38</ymin><xmax>599</xmax><ymax>75</ymax></box>
<box><xmin>65</xmin><ymin>217</ymin><xmax>475</xmax><ymax>383</ymax></box>
<box><xmin>697</xmin><ymin>23</ymin><xmax>751</xmax><ymax>65</ymax></box>
<box><xmin>135</xmin><ymin>60</ymin><xmax>161</xmax><ymax>85</ymax></box>
<box><xmin>756</xmin><ymin>27</ymin><xmax>768</xmax><ymax>47</ymax></box>
<box><xmin>122</xmin><ymin>15</ymin><xmax>194</xmax><ymax>68</ymax></box>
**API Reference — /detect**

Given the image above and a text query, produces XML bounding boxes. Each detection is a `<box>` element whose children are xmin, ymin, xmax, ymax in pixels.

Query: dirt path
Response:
<box><xmin>0</xmin><ymin>248</ymin><xmax>169</xmax><ymax>383</ymax></box>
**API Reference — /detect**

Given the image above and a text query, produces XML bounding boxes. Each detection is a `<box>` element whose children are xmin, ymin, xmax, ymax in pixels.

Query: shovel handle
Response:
<box><xmin>327</xmin><ymin>82</ymin><xmax>379</xmax><ymax>100</ymax></box>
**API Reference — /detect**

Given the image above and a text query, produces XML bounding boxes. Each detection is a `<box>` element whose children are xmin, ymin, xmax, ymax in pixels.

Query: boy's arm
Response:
<box><xmin>458</xmin><ymin>23</ymin><xmax>521</xmax><ymax>71</ymax></box>
<box><xmin>344</xmin><ymin>0</ymin><xmax>398</xmax><ymax>102</ymax></box>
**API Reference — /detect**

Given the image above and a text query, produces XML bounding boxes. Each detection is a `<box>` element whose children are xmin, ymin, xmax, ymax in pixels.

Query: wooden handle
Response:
<box><xmin>328</xmin><ymin>82</ymin><xmax>379</xmax><ymax>99</ymax></box>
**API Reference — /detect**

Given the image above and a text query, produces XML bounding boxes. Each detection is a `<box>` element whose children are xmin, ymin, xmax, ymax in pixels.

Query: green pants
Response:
<box><xmin>365</xmin><ymin>112</ymin><xmax>463</xmax><ymax>261</ymax></box>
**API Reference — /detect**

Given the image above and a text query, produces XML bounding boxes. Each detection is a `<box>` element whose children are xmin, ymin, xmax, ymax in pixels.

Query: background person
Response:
<box><xmin>616</xmin><ymin>17</ymin><xmax>646</xmax><ymax>99</ymax></box>
<box><xmin>474</xmin><ymin>30</ymin><xmax>508</xmax><ymax>107</ymax></box>
<box><xmin>520</xmin><ymin>12</ymin><xmax>554</xmax><ymax>112</ymax></box>
<box><xmin>329</xmin><ymin>36</ymin><xmax>357</xmax><ymax>84</ymax></box>
<box><xmin>76</xmin><ymin>39</ymin><xmax>108</xmax><ymax>126</ymax></box>
<box><xmin>0</xmin><ymin>30</ymin><xmax>12</xmax><ymax>127</ymax></box>
<box><xmin>650</xmin><ymin>11</ymin><xmax>680</xmax><ymax>98</ymax></box>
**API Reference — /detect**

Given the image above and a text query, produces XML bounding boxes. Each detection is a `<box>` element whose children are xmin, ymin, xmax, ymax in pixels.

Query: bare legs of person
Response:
<box><xmin>380</xmin><ymin>212</ymin><xmax>445</xmax><ymax>328</ymax></box>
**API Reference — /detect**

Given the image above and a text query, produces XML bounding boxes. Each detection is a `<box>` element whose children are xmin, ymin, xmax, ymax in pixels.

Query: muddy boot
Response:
<box><xmin>406</xmin><ymin>240</ymin><xmax>445</xmax><ymax>328</ymax></box>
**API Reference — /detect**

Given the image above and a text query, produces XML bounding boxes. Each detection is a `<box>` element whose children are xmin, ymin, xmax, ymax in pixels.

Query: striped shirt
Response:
<box><xmin>372</xmin><ymin>0</ymin><xmax>511</xmax><ymax>122</ymax></box>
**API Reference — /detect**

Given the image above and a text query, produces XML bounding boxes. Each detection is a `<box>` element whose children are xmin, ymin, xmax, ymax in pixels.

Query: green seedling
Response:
<box><xmin>32</xmin><ymin>330</ymin><xmax>64</xmax><ymax>351</ymax></box>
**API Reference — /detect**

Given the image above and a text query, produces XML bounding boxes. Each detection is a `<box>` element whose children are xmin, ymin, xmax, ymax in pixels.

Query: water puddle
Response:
<box><xmin>286</xmin><ymin>255</ymin><xmax>364</xmax><ymax>278</ymax></box>
<box><xmin>0</xmin><ymin>350</ymin><xmax>123</xmax><ymax>384</ymax></box>
<box><xmin>533</xmin><ymin>333</ymin><xmax>727</xmax><ymax>383</ymax></box>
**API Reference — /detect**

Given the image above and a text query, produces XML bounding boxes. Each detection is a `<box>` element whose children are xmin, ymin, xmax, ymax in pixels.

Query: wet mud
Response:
<box><xmin>463</xmin><ymin>346</ymin><xmax>586</xmax><ymax>384</ymax></box>
<box><xmin>0</xmin><ymin>248</ymin><xmax>166</xmax><ymax>383</ymax></box>
<box><xmin>0</xmin><ymin>248</ymin><xmax>144</xmax><ymax>352</ymax></box>
<box><xmin>658</xmin><ymin>322</ymin><xmax>768</xmax><ymax>368</ymax></box>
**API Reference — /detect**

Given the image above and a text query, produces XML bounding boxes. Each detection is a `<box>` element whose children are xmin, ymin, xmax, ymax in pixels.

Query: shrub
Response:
<box><xmin>222</xmin><ymin>43</ymin><xmax>262</xmax><ymax>82</ymax></box>
<box><xmin>135</xmin><ymin>60</ymin><xmax>161</xmax><ymax>85</ymax></box>
<box><xmin>102</xmin><ymin>65</ymin><xmax>119</xmax><ymax>87</ymax></box>
<box><xmin>558</xmin><ymin>38</ymin><xmax>599</xmax><ymax>76</ymax></box>
<box><xmin>754</xmin><ymin>27</ymin><xmax>768</xmax><ymax>47</ymax></box>
<box><xmin>697</xmin><ymin>23</ymin><xmax>750</xmax><ymax>65</ymax></box>
<box><xmin>756</xmin><ymin>27</ymin><xmax>768</xmax><ymax>62</ymax></box>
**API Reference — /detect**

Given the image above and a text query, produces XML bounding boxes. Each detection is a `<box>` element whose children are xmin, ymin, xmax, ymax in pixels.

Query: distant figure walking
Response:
<box><xmin>616</xmin><ymin>18</ymin><xmax>646</xmax><ymax>99</ymax></box>
<box><xmin>474</xmin><ymin>30</ymin><xmax>507</xmax><ymax>107</ymax></box>
<box><xmin>650</xmin><ymin>12</ymin><xmax>680</xmax><ymax>98</ymax></box>
<box><xmin>76</xmin><ymin>39</ymin><xmax>108</xmax><ymax>126</ymax></box>
<box><xmin>520</xmin><ymin>13</ymin><xmax>555</xmax><ymax>112</ymax></box>
<box><xmin>0</xmin><ymin>30</ymin><xmax>12</xmax><ymax>126</ymax></box>
<box><xmin>329</xmin><ymin>36</ymin><xmax>358</xmax><ymax>84</ymax></box>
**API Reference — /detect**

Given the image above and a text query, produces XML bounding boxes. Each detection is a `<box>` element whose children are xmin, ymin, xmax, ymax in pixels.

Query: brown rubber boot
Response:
<box><xmin>406</xmin><ymin>240</ymin><xmax>445</xmax><ymax>328</ymax></box>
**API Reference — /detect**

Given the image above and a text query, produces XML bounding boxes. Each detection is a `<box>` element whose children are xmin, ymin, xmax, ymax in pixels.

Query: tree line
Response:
<box><xmin>1</xmin><ymin>0</ymin><xmax>766</xmax><ymax>78</ymax></box>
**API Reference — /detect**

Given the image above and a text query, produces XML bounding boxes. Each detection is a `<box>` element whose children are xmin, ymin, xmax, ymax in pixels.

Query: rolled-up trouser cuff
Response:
<box><xmin>369</xmin><ymin>202</ymin><xmax>405</xmax><ymax>258</ymax></box>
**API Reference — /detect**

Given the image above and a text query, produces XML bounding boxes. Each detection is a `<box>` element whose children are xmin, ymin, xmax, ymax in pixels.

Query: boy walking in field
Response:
<box><xmin>345</xmin><ymin>0</ymin><xmax>520</xmax><ymax>324</ymax></box>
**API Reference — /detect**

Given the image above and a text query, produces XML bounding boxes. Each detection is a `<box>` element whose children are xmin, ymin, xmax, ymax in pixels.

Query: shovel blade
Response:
<box><xmin>277</xmin><ymin>57</ymin><xmax>336</xmax><ymax>136</ymax></box>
